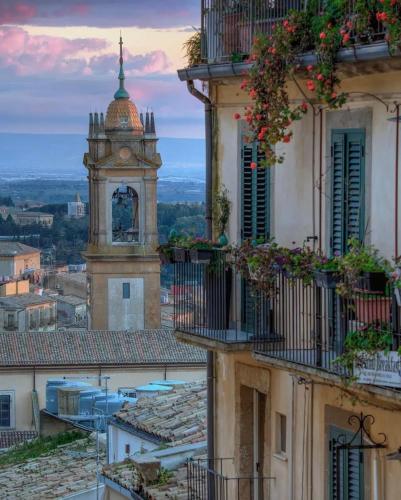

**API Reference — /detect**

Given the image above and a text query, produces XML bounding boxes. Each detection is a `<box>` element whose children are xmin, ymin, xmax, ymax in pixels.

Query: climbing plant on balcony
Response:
<box><xmin>236</xmin><ymin>0</ymin><xmax>401</xmax><ymax>167</ymax></box>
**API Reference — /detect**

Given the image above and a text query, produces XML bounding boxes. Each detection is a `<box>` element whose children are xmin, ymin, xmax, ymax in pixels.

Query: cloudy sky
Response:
<box><xmin>0</xmin><ymin>0</ymin><xmax>204</xmax><ymax>137</ymax></box>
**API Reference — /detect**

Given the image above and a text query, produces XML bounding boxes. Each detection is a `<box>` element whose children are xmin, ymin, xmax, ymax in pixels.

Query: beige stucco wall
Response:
<box><xmin>0</xmin><ymin>365</ymin><xmax>205</xmax><ymax>432</ymax></box>
<box><xmin>212</xmin><ymin>69</ymin><xmax>401</xmax><ymax>260</ymax></box>
<box><xmin>86</xmin><ymin>258</ymin><xmax>160</xmax><ymax>330</ymax></box>
<box><xmin>213</xmin><ymin>349</ymin><xmax>401</xmax><ymax>500</ymax></box>
<box><xmin>0</xmin><ymin>279</ymin><xmax>29</xmax><ymax>296</ymax></box>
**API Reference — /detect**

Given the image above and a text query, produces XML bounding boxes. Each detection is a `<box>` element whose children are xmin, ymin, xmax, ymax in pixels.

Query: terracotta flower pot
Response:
<box><xmin>354</xmin><ymin>296</ymin><xmax>391</xmax><ymax>323</ymax></box>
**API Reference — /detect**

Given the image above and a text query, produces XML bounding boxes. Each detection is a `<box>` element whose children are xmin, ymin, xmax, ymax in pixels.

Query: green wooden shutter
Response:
<box><xmin>241</xmin><ymin>140</ymin><xmax>271</xmax><ymax>333</ymax></box>
<box><xmin>241</xmin><ymin>141</ymin><xmax>270</xmax><ymax>242</ymax></box>
<box><xmin>329</xmin><ymin>426</ymin><xmax>364</xmax><ymax>500</ymax></box>
<box><xmin>331</xmin><ymin>130</ymin><xmax>365</xmax><ymax>255</ymax></box>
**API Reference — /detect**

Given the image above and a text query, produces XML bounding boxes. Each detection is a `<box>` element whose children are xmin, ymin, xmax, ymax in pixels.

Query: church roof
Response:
<box><xmin>105</xmin><ymin>99</ymin><xmax>143</xmax><ymax>133</ymax></box>
<box><xmin>0</xmin><ymin>329</ymin><xmax>206</xmax><ymax>367</ymax></box>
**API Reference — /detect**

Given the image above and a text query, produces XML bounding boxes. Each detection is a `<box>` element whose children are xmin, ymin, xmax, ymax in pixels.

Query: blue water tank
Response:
<box><xmin>150</xmin><ymin>380</ymin><xmax>186</xmax><ymax>388</ymax></box>
<box><xmin>46</xmin><ymin>379</ymin><xmax>90</xmax><ymax>414</ymax></box>
<box><xmin>95</xmin><ymin>394</ymin><xmax>136</xmax><ymax>416</ymax></box>
<box><xmin>135</xmin><ymin>384</ymin><xmax>173</xmax><ymax>399</ymax></box>
<box><xmin>78</xmin><ymin>387</ymin><xmax>102</xmax><ymax>415</ymax></box>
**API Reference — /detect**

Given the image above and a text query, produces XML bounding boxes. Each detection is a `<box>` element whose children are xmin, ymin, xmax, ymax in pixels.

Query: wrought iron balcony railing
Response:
<box><xmin>201</xmin><ymin>0</ymin><xmax>386</xmax><ymax>64</ymax></box>
<box><xmin>187</xmin><ymin>458</ymin><xmax>274</xmax><ymax>500</ymax></box>
<box><xmin>173</xmin><ymin>251</ymin><xmax>401</xmax><ymax>379</ymax></box>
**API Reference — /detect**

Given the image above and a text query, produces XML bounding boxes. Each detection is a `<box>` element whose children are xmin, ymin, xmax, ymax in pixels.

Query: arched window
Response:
<box><xmin>112</xmin><ymin>185</ymin><xmax>139</xmax><ymax>243</ymax></box>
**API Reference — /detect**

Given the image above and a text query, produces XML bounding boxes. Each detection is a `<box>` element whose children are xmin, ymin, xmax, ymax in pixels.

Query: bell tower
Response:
<box><xmin>83</xmin><ymin>36</ymin><xmax>161</xmax><ymax>330</ymax></box>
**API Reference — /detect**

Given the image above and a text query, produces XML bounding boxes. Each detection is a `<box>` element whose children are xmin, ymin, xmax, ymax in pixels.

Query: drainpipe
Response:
<box><xmin>186</xmin><ymin>81</ymin><xmax>215</xmax><ymax>475</ymax></box>
<box><xmin>395</xmin><ymin>104</ymin><xmax>400</xmax><ymax>259</ymax></box>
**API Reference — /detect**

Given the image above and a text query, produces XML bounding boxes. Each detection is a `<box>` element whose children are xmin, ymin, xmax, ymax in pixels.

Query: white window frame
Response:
<box><xmin>0</xmin><ymin>390</ymin><xmax>16</xmax><ymax>429</ymax></box>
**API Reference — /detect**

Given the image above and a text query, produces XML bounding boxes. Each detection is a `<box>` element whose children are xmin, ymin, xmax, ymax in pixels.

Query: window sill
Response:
<box><xmin>273</xmin><ymin>452</ymin><xmax>288</xmax><ymax>463</ymax></box>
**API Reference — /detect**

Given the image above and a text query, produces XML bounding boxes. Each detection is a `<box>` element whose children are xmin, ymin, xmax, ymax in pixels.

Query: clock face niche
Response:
<box><xmin>119</xmin><ymin>147</ymin><xmax>132</xmax><ymax>160</ymax></box>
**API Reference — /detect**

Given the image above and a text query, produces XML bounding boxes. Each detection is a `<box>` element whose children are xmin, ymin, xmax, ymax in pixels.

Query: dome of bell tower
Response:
<box><xmin>104</xmin><ymin>36</ymin><xmax>144</xmax><ymax>135</ymax></box>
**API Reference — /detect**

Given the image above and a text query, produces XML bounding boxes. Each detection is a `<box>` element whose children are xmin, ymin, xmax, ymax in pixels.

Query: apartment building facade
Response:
<box><xmin>174</xmin><ymin>2</ymin><xmax>401</xmax><ymax>499</ymax></box>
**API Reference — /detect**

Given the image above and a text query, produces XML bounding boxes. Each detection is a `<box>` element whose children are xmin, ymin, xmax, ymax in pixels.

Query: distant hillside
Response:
<box><xmin>0</xmin><ymin>133</ymin><xmax>205</xmax><ymax>181</ymax></box>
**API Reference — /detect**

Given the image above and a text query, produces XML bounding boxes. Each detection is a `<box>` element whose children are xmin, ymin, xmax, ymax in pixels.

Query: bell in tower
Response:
<box><xmin>83</xmin><ymin>36</ymin><xmax>161</xmax><ymax>330</ymax></box>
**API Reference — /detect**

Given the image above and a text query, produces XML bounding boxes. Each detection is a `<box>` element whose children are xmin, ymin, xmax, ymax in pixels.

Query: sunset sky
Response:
<box><xmin>0</xmin><ymin>0</ymin><xmax>204</xmax><ymax>137</ymax></box>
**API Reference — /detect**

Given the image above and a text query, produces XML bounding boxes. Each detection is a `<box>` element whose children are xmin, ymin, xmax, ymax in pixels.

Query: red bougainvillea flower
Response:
<box><xmin>250</xmin><ymin>162</ymin><xmax>257</xmax><ymax>170</ymax></box>
<box><xmin>233</xmin><ymin>113</ymin><xmax>241</xmax><ymax>120</ymax></box>
<box><xmin>319</xmin><ymin>32</ymin><xmax>327</xmax><ymax>39</ymax></box>
<box><xmin>317</xmin><ymin>73</ymin><xmax>324</xmax><ymax>81</ymax></box>
<box><xmin>301</xmin><ymin>102</ymin><xmax>308</xmax><ymax>112</ymax></box>
<box><xmin>307</xmin><ymin>64</ymin><xmax>313</xmax><ymax>72</ymax></box>
<box><xmin>283</xmin><ymin>134</ymin><xmax>291</xmax><ymax>144</ymax></box>
<box><xmin>331</xmin><ymin>92</ymin><xmax>337</xmax><ymax>99</ymax></box>
<box><xmin>342</xmin><ymin>33</ymin><xmax>350</xmax><ymax>43</ymax></box>
<box><xmin>306</xmin><ymin>80</ymin><xmax>315</xmax><ymax>92</ymax></box>
<box><xmin>249</xmin><ymin>89</ymin><xmax>257</xmax><ymax>99</ymax></box>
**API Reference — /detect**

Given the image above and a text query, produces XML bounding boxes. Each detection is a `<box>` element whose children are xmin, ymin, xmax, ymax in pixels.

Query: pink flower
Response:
<box><xmin>319</xmin><ymin>32</ymin><xmax>327</xmax><ymax>39</ymax></box>
<box><xmin>250</xmin><ymin>162</ymin><xmax>257</xmax><ymax>170</ymax></box>
<box><xmin>233</xmin><ymin>113</ymin><xmax>241</xmax><ymax>120</ymax></box>
<box><xmin>283</xmin><ymin>134</ymin><xmax>291</xmax><ymax>144</ymax></box>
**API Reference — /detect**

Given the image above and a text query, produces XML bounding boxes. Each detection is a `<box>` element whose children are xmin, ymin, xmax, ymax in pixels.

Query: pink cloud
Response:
<box><xmin>0</xmin><ymin>2</ymin><xmax>36</xmax><ymax>24</ymax></box>
<box><xmin>0</xmin><ymin>26</ymin><xmax>108</xmax><ymax>76</ymax></box>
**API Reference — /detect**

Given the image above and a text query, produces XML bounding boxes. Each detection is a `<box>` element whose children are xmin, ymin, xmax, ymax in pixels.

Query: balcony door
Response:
<box><xmin>240</xmin><ymin>140</ymin><xmax>271</xmax><ymax>334</ymax></box>
<box><xmin>330</xmin><ymin>129</ymin><xmax>366</xmax><ymax>255</ymax></box>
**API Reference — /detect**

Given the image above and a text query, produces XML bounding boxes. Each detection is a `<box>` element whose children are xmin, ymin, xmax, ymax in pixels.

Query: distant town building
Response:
<box><xmin>67</xmin><ymin>192</ymin><xmax>85</xmax><ymax>218</ymax></box>
<box><xmin>0</xmin><ymin>293</ymin><xmax>56</xmax><ymax>331</ymax></box>
<box><xmin>0</xmin><ymin>279</ymin><xmax>29</xmax><ymax>297</ymax></box>
<box><xmin>13</xmin><ymin>211</ymin><xmax>53</xmax><ymax>227</ymax></box>
<box><xmin>0</xmin><ymin>242</ymin><xmax>40</xmax><ymax>278</ymax></box>
<box><xmin>83</xmin><ymin>36</ymin><xmax>161</xmax><ymax>330</ymax></box>
<box><xmin>56</xmin><ymin>294</ymin><xmax>86</xmax><ymax>326</ymax></box>
<box><xmin>55</xmin><ymin>272</ymin><xmax>87</xmax><ymax>299</ymax></box>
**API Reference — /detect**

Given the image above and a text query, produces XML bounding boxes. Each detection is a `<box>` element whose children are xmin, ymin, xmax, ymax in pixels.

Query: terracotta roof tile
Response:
<box><xmin>0</xmin><ymin>330</ymin><xmax>206</xmax><ymax>367</ymax></box>
<box><xmin>114</xmin><ymin>381</ymin><xmax>207</xmax><ymax>445</ymax></box>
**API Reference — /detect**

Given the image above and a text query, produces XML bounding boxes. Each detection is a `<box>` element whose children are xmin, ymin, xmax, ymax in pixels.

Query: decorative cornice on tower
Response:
<box><xmin>114</xmin><ymin>35</ymin><xmax>130</xmax><ymax>100</ymax></box>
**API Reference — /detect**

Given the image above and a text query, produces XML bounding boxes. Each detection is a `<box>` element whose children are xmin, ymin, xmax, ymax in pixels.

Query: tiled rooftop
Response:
<box><xmin>56</xmin><ymin>294</ymin><xmax>86</xmax><ymax>306</ymax></box>
<box><xmin>0</xmin><ymin>330</ymin><xmax>206</xmax><ymax>367</ymax></box>
<box><xmin>114</xmin><ymin>381</ymin><xmax>207</xmax><ymax>445</ymax></box>
<box><xmin>0</xmin><ymin>293</ymin><xmax>55</xmax><ymax>309</ymax></box>
<box><xmin>0</xmin><ymin>241</ymin><xmax>40</xmax><ymax>257</ymax></box>
<box><xmin>0</xmin><ymin>431</ymin><xmax>38</xmax><ymax>450</ymax></box>
<box><xmin>103</xmin><ymin>459</ymin><xmax>190</xmax><ymax>499</ymax></box>
<box><xmin>0</xmin><ymin>438</ymin><xmax>104</xmax><ymax>499</ymax></box>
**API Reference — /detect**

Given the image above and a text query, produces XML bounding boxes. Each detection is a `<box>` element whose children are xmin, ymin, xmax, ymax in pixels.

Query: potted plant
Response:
<box><xmin>313</xmin><ymin>255</ymin><xmax>340</xmax><ymax>289</ymax></box>
<box><xmin>214</xmin><ymin>186</ymin><xmax>231</xmax><ymax>246</ymax></box>
<box><xmin>336</xmin><ymin>239</ymin><xmax>390</xmax><ymax>294</ymax></box>
<box><xmin>274</xmin><ymin>246</ymin><xmax>315</xmax><ymax>285</ymax></box>
<box><xmin>157</xmin><ymin>242</ymin><xmax>174</xmax><ymax>265</ymax></box>
<box><xmin>171</xmin><ymin>236</ymin><xmax>191</xmax><ymax>263</ymax></box>
<box><xmin>334</xmin><ymin>321</ymin><xmax>393</xmax><ymax>374</ymax></box>
<box><xmin>188</xmin><ymin>238</ymin><xmax>215</xmax><ymax>264</ymax></box>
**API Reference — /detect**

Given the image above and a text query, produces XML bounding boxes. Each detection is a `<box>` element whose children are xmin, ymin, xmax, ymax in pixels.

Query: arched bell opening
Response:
<box><xmin>112</xmin><ymin>184</ymin><xmax>139</xmax><ymax>243</ymax></box>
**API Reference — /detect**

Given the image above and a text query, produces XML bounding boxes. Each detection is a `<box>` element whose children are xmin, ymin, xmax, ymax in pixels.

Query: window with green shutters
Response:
<box><xmin>331</xmin><ymin>129</ymin><xmax>366</xmax><ymax>256</ymax></box>
<box><xmin>329</xmin><ymin>426</ymin><xmax>364</xmax><ymax>500</ymax></box>
<box><xmin>241</xmin><ymin>141</ymin><xmax>270</xmax><ymax>242</ymax></box>
<box><xmin>241</xmin><ymin>139</ymin><xmax>271</xmax><ymax>332</ymax></box>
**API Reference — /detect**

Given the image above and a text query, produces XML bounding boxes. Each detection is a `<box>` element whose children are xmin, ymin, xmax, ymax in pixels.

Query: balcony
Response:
<box><xmin>187</xmin><ymin>458</ymin><xmax>274</xmax><ymax>500</ymax></box>
<box><xmin>201</xmin><ymin>0</ymin><xmax>386</xmax><ymax>64</ymax></box>
<box><xmin>174</xmin><ymin>251</ymin><xmax>401</xmax><ymax>381</ymax></box>
<box><xmin>173</xmin><ymin>251</ymin><xmax>279</xmax><ymax>350</ymax></box>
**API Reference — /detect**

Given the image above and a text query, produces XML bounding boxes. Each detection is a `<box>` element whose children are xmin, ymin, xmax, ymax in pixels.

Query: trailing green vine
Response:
<box><xmin>235</xmin><ymin>0</ymin><xmax>401</xmax><ymax>166</ymax></box>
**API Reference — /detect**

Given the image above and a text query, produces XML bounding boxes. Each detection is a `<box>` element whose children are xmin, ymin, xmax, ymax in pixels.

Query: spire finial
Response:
<box><xmin>114</xmin><ymin>32</ymin><xmax>130</xmax><ymax>100</ymax></box>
